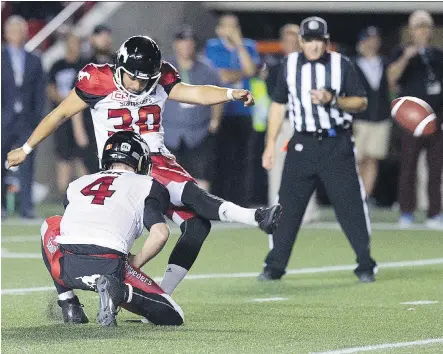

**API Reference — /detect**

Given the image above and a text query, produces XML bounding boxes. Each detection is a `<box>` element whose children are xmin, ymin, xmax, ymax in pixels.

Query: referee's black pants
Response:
<box><xmin>264</xmin><ymin>131</ymin><xmax>376</xmax><ymax>277</ymax></box>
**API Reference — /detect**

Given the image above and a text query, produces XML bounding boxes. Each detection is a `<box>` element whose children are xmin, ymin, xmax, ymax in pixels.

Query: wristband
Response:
<box><xmin>22</xmin><ymin>143</ymin><xmax>33</xmax><ymax>155</ymax></box>
<box><xmin>226</xmin><ymin>88</ymin><xmax>235</xmax><ymax>101</ymax></box>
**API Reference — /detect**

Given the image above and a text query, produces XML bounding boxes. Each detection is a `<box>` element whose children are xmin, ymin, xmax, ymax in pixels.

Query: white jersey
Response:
<box><xmin>57</xmin><ymin>169</ymin><xmax>156</xmax><ymax>254</ymax></box>
<box><xmin>75</xmin><ymin>62</ymin><xmax>181</xmax><ymax>158</ymax></box>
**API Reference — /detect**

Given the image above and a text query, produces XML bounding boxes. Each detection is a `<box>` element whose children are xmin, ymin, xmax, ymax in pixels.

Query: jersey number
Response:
<box><xmin>107</xmin><ymin>105</ymin><xmax>161</xmax><ymax>136</ymax></box>
<box><xmin>81</xmin><ymin>176</ymin><xmax>118</xmax><ymax>205</ymax></box>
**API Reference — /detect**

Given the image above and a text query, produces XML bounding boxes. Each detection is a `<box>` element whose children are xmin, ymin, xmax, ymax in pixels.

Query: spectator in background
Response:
<box><xmin>81</xmin><ymin>24</ymin><xmax>115</xmax><ymax>174</ymax></box>
<box><xmin>205</xmin><ymin>14</ymin><xmax>259</xmax><ymax>206</ymax></box>
<box><xmin>353</xmin><ymin>27</ymin><xmax>391</xmax><ymax>197</ymax></box>
<box><xmin>163</xmin><ymin>29</ymin><xmax>223</xmax><ymax>191</ymax></box>
<box><xmin>265</xmin><ymin>24</ymin><xmax>300</xmax><ymax>96</ymax></box>
<box><xmin>388</xmin><ymin>10</ymin><xmax>443</xmax><ymax>229</ymax></box>
<box><xmin>265</xmin><ymin>24</ymin><xmax>300</xmax><ymax>206</ymax></box>
<box><xmin>1</xmin><ymin>16</ymin><xmax>45</xmax><ymax>219</ymax></box>
<box><xmin>89</xmin><ymin>24</ymin><xmax>113</xmax><ymax>64</ymax></box>
<box><xmin>47</xmin><ymin>33</ymin><xmax>88</xmax><ymax>194</ymax></box>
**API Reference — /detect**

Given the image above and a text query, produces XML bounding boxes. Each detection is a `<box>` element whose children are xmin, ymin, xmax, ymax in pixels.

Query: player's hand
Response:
<box><xmin>403</xmin><ymin>46</ymin><xmax>419</xmax><ymax>60</ymax></box>
<box><xmin>6</xmin><ymin>148</ymin><xmax>27</xmax><ymax>169</ymax></box>
<box><xmin>262</xmin><ymin>144</ymin><xmax>276</xmax><ymax>171</ymax></box>
<box><xmin>310</xmin><ymin>89</ymin><xmax>333</xmax><ymax>105</ymax></box>
<box><xmin>232</xmin><ymin>89</ymin><xmax>255</xmax><ymax>107</ymax></box>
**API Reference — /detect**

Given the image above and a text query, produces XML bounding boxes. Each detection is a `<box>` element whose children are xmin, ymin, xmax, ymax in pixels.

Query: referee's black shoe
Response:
<box><xmin>354</xmin><ymin>264</ymin><xmax>378</xmax><ymax>283</ymax></box>
<box><xmin>255</xmin><ymin>204</ymin><xmax>282</xmax><ymax>234</ymax></box>
<box><xmin>257</xmin><ymin>267</ymin><xmax>284</xmax><ymax>281</ymax></box>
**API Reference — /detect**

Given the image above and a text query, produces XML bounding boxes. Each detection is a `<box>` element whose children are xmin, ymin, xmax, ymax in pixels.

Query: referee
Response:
<box><xmin>260</xmin><ymin>17</ymin><xmax>377</xmax><ymax>283</ymax></box>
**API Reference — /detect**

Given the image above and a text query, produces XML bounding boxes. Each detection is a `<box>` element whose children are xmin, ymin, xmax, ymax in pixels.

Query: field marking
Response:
<box><xmin>2</xmin><ymin>220</ymin><xmax>441</xmax><ymax>244</ymax></box>
<box><xmin>250</xmin><ymin>297</ymin><xmax>288</xmax><ymax>302</ymax></box>
<box><xmin>2</xmin><ymin>220</ymin><xmax>443</xmax><ymax>231</ymax></box>
<box><xmin>310</xmin><ymin>337</ymin><xmax>443</xmax><ymax>354</ymax></box>
<box><xmin>2</xmin><ymin>236</ymin><xmax>40</xmax><ymax>243</ymax></box>
<box><xmin>1</xmin><ymin>248</ymin><xmax>40</xmax><ymax>259</ymax></box>
<box><xmin>3</xmin><ymin>257</ymin><xmax>443</xmax><ymax>295</ymax></box>
<box><xmin>400</xmin><ymin>300</ymin><xmax>439</xmax><ymax>305</ymax></box>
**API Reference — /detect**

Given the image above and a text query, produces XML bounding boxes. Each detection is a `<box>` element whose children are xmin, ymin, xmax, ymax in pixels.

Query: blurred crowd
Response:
<box><xmin>1</xmin><ymin>8</ymin><xmax>442</xmax><ymax>227</ymax></box>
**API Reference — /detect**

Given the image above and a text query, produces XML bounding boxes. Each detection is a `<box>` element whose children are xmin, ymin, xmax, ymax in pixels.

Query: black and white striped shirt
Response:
<box><xmin>271</xmin><ymin>51</ymin><xmax>366</xmax><ymax>132</ymax></box>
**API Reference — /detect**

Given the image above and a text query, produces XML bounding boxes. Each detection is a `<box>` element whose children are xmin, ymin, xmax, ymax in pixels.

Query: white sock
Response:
<box><xmin>58</xmin><ymin>290</ymin><xmax>76</xmax><ymax>301</ymax></box>
<box><xmin>218</xmin><ymin>202</ymin><xmax>258</xmax><ymax>226</ymax></box>
<box><xmin>160</xmin><ymin>264</ymin><xmax>188</xmax><ymax>295</ymax></box>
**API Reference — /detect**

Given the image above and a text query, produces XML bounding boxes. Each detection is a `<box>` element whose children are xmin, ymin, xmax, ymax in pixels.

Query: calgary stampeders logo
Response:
<box><xmin>111</xmin><ymin>91</ymin><xmax>129</xmax><ymax>101</ymax></box>
<box><xmin>46</xmin><ymin>237</ymin><xmax>57</xmax><ymax>254</ymax></box>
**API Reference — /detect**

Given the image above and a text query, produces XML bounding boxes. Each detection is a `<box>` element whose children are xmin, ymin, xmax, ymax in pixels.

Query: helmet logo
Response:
<box><xmin>121</xmin><ymin>143</ymin><xmax>131</xmax><ymax>152</ymax></box>
<box><xmin>105</xmin><ymin>144</ymin><xmax>113</xmax><ymax>150</ymax></box>
<box><xmin>119</xmin><ymin>43</ymin><xmax>129</xmax><ymax>63</ymax></box>
<box><xmin>78</xmin><ymin>70</ymin><xmax>91</xmax><ymax>81</ymax></box>
<box><xmin>308</xmin><ymin>20</ymin><xmax>319</xmax><ymax>30</ymax></box>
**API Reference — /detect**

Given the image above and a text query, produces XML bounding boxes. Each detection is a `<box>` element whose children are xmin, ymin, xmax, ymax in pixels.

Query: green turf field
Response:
<box><xmin>2</xmin><ymin>221</ymin><xmax>443</xmax><ymax>354</ymax></box>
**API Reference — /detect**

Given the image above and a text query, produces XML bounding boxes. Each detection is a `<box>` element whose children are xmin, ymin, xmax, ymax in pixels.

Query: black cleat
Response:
<box><xmin>354</xmin><ymin>263</ymin><xmax>377</xmax><ymax>283</ymax></box>
<box><xmin>57</xmin><ymin>296</ymin><xmax>89</xmax><ymax>324</ymax></box>
<box><xmin>357</xmin><ymin>273</ymin><xmax>375</xmax><ymax>283</ymax></box>
<box><xmin>255</xmin><ymin>204</ymin><xmax>282</xmax><ymax>234</ymax></box>
<box><xmin>257</xmin><ymin>270</ymin><xmax>282</xmax><ymax>281</ymax></box>
<box><xmin>96</xmin><ymin>275</ymin><xmax>125</xmax><ymax>327</ymax></box>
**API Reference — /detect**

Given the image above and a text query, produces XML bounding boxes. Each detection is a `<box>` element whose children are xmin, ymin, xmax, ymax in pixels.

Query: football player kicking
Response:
<box><xmin>42</xmin><ymin>131</ymin><xmax>183</xmax><ymax>326</ymax></box>
<box><xmin>8</xmin><ymin>36</ymin><xmax>282</xmax><ymax>296</ymax></box>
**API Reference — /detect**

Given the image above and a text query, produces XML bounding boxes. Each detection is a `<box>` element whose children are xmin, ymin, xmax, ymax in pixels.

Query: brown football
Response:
<box><xmin>391</xmin><ymin>96</ymin><xmax>438</xmax><ymax>136</ymax></box>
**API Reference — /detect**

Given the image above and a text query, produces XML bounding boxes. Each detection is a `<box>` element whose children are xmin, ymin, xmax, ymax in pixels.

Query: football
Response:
<box><xmin>391</xmin><ymin>96</ymin><xmax>438</xmax><ymax>136</ymax></box>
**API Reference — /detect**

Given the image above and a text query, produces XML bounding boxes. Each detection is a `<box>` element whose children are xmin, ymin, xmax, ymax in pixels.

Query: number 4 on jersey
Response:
<box><xmin>81</xmin><ymin>176</ymin><xmax>118</xmax><ymax>205</ymax></box>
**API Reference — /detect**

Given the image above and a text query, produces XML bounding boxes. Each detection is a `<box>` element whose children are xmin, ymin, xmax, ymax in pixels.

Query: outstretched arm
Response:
<box><xmin>168</xmin><ymin>82</ymin><xmax>254</xmax><ymax>107</ymax></box>
<box><xmin>7</xmin><ymin>89</ymin><xmax>88</xmax><ymax>168</ymax></box>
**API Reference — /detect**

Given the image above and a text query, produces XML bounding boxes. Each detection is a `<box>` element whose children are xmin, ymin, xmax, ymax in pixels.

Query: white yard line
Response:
<box><xmin>2</xmin><ymin>257</ymin><xmax>443</xmax><ymax>295</ymax></box>
<box><xmin>310</xmin><ymin>337</ymin><xmax>443</xmax><ymax>354</ymax></box>
<box><xmin>2</xmin><ymin>220</ymin><xmax>442</xmax><ymax>231</ymax></box>
<box><xmin>2</xmin><ymin>221</ymin><xmax>441</xmax><ymax>244</ymax></box>
<box><xmin>249</xmin><ymin>297</ymin><xmax>288</xmax><ymax>302</ymax></box>
<box><xmin>400</xmin><ymin>300</ymin><xmax>439</xmax><ymax>305</ymax></box>
<box><xmin>1</xmin><ymin>248</ymin><xmax>41</xmax><ymax>258</ymax></box>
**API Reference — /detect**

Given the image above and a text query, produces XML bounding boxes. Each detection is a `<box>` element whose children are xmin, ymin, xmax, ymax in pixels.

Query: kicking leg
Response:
<box><xmin>40</xmin><ymin>216</ymin><xmax>88</xmax><ymax>323</ymax></box>
<box><xmin>181</xmin><ymin>181</ymin><xmax>282</xmax><ymax>234</ymax></box>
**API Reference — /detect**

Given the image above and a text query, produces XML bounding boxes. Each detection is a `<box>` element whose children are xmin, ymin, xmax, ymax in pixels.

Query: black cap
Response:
<box><xmin>93</xmin><ymin>24</ymin><xmax>112</xmax><ymax>35</ymax></box>
<box><xmin>300</xmin><ymin>17</ymin><xmax>329</xmax><ymax>39</ymax></box>
<box><xmin>174</xmin><ymin>28</ymin><xmax>196</xmax><ymax>40</ymax></box>
<box><xmin>358</xmin><ymin>26</ymin><xmax>380</xmax><ymax>42</ymax></box>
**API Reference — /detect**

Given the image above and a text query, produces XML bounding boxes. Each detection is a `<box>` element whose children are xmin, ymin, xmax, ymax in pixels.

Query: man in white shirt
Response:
<box><xmin>353</xmin><ymin>27</ymin><xmax>391</xmax><ymax>197</ymax></box>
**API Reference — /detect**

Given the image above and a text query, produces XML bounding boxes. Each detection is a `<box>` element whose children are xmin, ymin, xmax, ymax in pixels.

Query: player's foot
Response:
<box><xmin>398</xmin><ymin>213</ymin><xmax>413</xmax><ymax>229</ymax></box>
<box><xmin>257</xmin><ymin>270</ymin><xmax>282</xmax><ymax>281</ymax></box>
<box><xmin>255</xmin><ymin>204</ymin><xmax>282</xmax><ymax>234</ymax></box>
<box><xmin>425</xmin><ymin>214</ymin><xmax>443</xmax><ymax>230</ymax></box>
<box><xmin>57</xmin><ymin>296</ymin><xmax>89</xmax><ymax>324</ymax></box>
<box><xmin>354</xmin><ymin>264</ymin><xmax>377</xmax><ymax>283</ymax></box>
<box><xmin>356</xmin><ymin>272</ymin><xmax>375</xmax><ymax>283</ymax></box>
<box><xmin>96</xmin><ymin>275</ymin><xmax>124</xmax><ymax>327</ymax></box>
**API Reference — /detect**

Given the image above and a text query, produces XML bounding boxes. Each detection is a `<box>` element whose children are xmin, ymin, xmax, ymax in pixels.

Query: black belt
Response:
<box><xmin>297</xmin><ymin>125</ymin><xmax>351</xmax><ymax>140</ymax></box>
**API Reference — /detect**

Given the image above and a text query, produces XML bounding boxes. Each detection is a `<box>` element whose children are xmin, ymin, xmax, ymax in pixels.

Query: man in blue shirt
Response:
<box><xmin>163</xmin><ymin>29</ymin><xmax>223</xmax><ymax>192</ymax></box>
<box><xmin>206</xmin><ymin>14</ymin><xmax>260</xmax><ymax>206</ymax></box>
